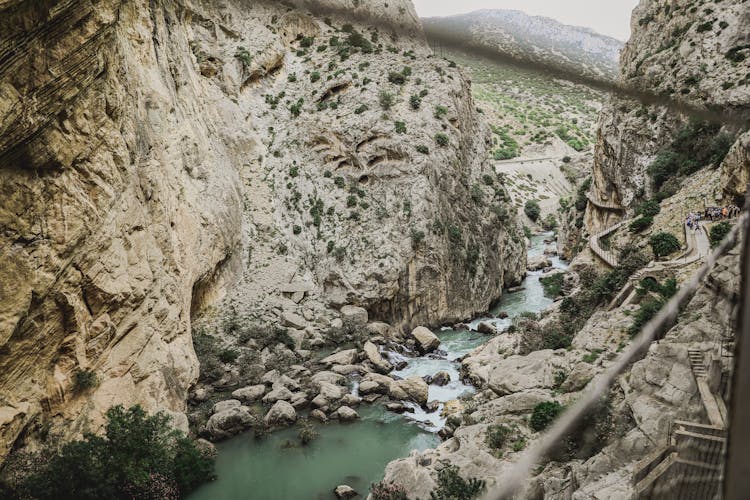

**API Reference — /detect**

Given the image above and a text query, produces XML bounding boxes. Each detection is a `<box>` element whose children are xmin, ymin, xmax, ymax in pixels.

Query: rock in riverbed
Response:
<box><xmin>321</xmin><ymin>349</ymin><xmax>359</xmax><ymax>366</ymax></box>
<box><xmin>527</xmin><ymin>255</ymin><xmax>552</xmax><ymax>271</ymax></box>
<box><xmin>431</xmin><ymin>371</ymin><xmax>452</xmax><ymax>386</ymax></box>
<box><xmin>364</xmin><ymin>341</ymin><xmax>393</xmax><ymax>374</ymax></box>
<box><xmin>389</xmin><ymin>377</ymin><xmax>429</xmax><ymax>406</ymax></box>
<box><xmin>332</xmin><ymin>406</ymin><xmax>359</xmax><ymax>422</ymax></box>
<box><xmin>205</xmin><ymin>406</ymin><xmax>257</xmax><ymax>441</ymax></box>
<box><xmin>411</xmin><ymin>326</ymin><xmax>441</xmax><ymax>353</ymax></box>
<box><xmin>477</xmin><ymin>321</ymin><xmax>497</xmax><ymax>335</ymax></box>
<box><xmin>334</xmin><ymin>484</ymin><xmax>358</xmax><ymax>499</ymax></box>
<box><xmin>264</xmin><ymin>401</ymin><xmax>297</xmax><ymax>426</ymax></box>
<box><xmin>231</xmin><ymin>385</ymin><xmax>266</xmax><ymax>403</ymax></box>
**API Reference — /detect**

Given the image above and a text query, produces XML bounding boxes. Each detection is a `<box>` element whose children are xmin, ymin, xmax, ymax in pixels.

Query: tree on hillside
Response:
<box><xmin>21</xmin><ymin>405</ymin><xmax>215</xmax><ymax>500</ymax></box>
<box><xmin>524</xmin><ymin>200</ymin><xmax>541</xmax><ymax>222</ymax></box>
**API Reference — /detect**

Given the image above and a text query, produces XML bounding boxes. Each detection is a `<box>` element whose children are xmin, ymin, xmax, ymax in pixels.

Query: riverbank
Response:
<box><xmin>190</xmin><ymin>234</ymin><xmax>565</xmax><ymax>499</ymax></box>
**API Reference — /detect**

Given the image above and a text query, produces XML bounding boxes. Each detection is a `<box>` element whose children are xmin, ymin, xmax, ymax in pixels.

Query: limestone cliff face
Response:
<box><xmin>0</xmin><ymin>0</ymin><xmax>524</xmax><ymax>460</ymax></box>
<box><xmin>587</xmin><ymin>0</ymin><xmax>749</xmax><ymax>229</ymax></box>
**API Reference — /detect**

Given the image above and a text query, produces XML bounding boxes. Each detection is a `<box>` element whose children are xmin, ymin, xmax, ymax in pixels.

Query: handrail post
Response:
<box><xmin>724</xmin><ymin>185</ymin><xmax>750</xmax><ymax>499</ymax></box>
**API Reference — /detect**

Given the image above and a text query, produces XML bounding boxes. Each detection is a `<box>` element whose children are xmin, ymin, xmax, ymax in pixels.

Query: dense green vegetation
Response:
<box><xmin>629</xmin><ymin>198</ymin><xmax>662</xmax><ymax>232</ymax></box>
<box><xmin>429</xmin><ymin>466</ymin><xmax>485</xmax><ymax>500</ymax></box>
<box><xmin>485</xmin><ymin>424</ymin><xmax>526</xmax><ymax>457</ymax></box>
<box><xmin>445</xmin><ymin>51</ymin><xmax>600</xmax><ymax>160</ymax></box>
<box><xmin>710</xmin><ymin>221</ymin><xmax>732</xmax><ymax>248</ymax></box>
<box><xmin>9</xmin><ymin>406</ymin><xmax>214</xmax><ymax>500</ymax></box>
<box><xmin>647</xmin><ymin>121</ymin><xmax>733</xmax><ymax>199</ymax></box>
<box><xmin>530</xmin><ymin>401</ymin><xmax>564</xmax><ymax>432</ymax></box>
<box><xmin>524</xmin><ymin>200</ymin><xmax>541</xmax><ymax>221</ymax></box>
<box><xmin>649</xmin><ymin>232</ymin><xmax>681</xmax><ymax>257</ymax></box>
<box><xmin>628</xmin><ymin>277</ymin><xmax>679</xmax><ymax>336</ymax></box>
<box><xmin>541</xmin><ymin>272</ymin><xmax>564</xmax><ymax>298</ymax></box>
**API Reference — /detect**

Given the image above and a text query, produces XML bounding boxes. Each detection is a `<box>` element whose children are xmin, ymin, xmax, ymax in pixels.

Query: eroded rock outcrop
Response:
<box><xmin>586</xmin><ymin>0</ymin><xmax>749</xmax><ymax>231</ymax></box>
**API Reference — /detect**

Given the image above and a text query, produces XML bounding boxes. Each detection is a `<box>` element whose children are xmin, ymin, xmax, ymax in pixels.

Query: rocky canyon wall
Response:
<box><xmin>586</xmin><ymin>0</ymin><xmax>749</xmax><ymax>230</ymax></box>
<box><xmin>0</xmin><ymin>0</ymin><xmax>525</xmax><ymax>461</ymax></box>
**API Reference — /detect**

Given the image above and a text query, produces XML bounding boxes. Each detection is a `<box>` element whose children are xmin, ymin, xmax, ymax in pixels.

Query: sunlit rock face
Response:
<box><xmin>0</xmin><ymin>0</ymin><xmax>524</xmax><ymax>460</ymax></box>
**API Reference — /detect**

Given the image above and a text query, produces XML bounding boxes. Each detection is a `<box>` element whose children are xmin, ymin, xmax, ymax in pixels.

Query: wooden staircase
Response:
<box><xmin>632</xmin><ymin>350</ymin><xmax>728</xmax><ymax>498</ymax></box>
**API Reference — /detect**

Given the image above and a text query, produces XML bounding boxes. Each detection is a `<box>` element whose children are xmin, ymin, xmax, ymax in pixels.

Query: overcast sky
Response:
<box><xmin>412</xmin><ymin>0</ymin><xmax>640</xmax><ymax>41</ymax></box>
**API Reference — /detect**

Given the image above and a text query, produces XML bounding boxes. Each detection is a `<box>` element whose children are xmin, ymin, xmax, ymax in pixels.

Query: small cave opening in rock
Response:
<box><xmin>190</xmin><ymin>253</ymin><xmax>233</xmax><ymax>320</ymax></box>
<box><xmin>358</xmin><ymin>175</ymin><xmax>370</xmax><ymax>185</ymax></box>
<box><xmin>318</xmin><ymin>81</ymin><xmax>351</xmax><ymax>102</ymax></box>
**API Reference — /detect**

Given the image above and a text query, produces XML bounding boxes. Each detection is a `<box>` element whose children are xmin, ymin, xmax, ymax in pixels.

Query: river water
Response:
<box><xmin>190</xmin><ymin>234</ymin><xmax>565</xmax><ymax>500</ymax></box>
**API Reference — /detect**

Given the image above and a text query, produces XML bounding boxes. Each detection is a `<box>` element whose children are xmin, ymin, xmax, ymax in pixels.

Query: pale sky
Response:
<box><xmin>412</xmin><ymin>0</ymin><xmax>640</xmax><ymax>41</ymax></box>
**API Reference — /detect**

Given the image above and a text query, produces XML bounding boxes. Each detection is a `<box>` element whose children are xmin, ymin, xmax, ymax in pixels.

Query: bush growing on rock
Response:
<box><xmin>297</xmin><ymin>419</ymin><xmax>319</xmax><ymax>446</ymax></box>
<box><xmin>647</xmin><ymin>120</ymin><xmax>733</xmax><ymax>195</ymax></box>
<box><xmin>541</xmin><ymin>213</ymin><xmax>558</xmax><ymax>230</ymax></box>
<box><xmin>530</xmin><ymin>401</ymin><xmax>564</xmax><ymax>432</ymax></box>
<box><xmin>710</xmin><ymin>221</ymin><xmax>732</xmax><ymax>248</ymax></box>
<box><xmin>218</xmin><ymin>348</ymin><xmax>239</xmax><ymax>364</ymax></box>
<box><xmin>410</xmin><ymin>94</ymin><xmax>422</xmax><ymax>109</ymax></box>
<box><xmin>540</xmin><ymin>273</ymin><xmax>564</xmax><ymax>298</ymax></box>
<box><xmin>636</xmin><ymin>199</ymin><xmax>661</xmax><ymax>218</ymax></box>
<box><xmin>629</xmin><ymin>216</ymin><xmax>653</xmax><ymax>233</ymax></box>
<box><xmin>378</xmin><ymin>90</ymin><xmax>395</xmax><ymax>110</ymax></box>
<box><xmin>524</xmin><ymin>200</ymin><xmax>541</xmax><ymax>222</ymax></box>
<box><xmin>22</xmin><ymin>405</ymin><xmax>215</xmax><ymax>499</ymax></box>
<box><xmin>370</xmin><ymin>481</ymin><xmax>408</xmax><ymax>500</ymax></box>
<box><xmin>429</xmin><ymin>465</ymin><xmax>485</xmax><ymax>500</ymax></box>
<box><xmin>649</xmin><ymin>232</ymin><xmax>681</xmax><ymax>257</ymax></box>
<box><xmin>628</xmin><ymin>277</ymin><xmax>678</xmax><ymax>336</ymax></box>
<box><xmin>434</xmin><ymin>133</ymin><xmax>449</xmax><ymax>146</ymax></box>
<box><xmin>434</xmin><ymin>105</ymin><xmax>448</xmax><ymax>119</ymax></box>
<box><xmin>73</xmin><ymin>369</ymin><xmax>98</xmax><ymax>393</ymax></box>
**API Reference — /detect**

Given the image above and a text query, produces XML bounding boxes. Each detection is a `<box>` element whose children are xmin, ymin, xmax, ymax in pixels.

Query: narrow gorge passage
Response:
<box><xmin>190</xmin><ymin>234</ymin><xmax>566</xmax><ymax>500</ymax></box>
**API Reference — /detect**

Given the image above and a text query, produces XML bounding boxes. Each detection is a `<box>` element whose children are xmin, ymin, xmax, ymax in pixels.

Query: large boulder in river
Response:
<box><xmin>316</xmin><ymin>381</ymin><xmax>347</xmax><ymax>403</ymax></box>
<box><xmin>332</xmin><ymin>405</ymin><xmax>359</xmax><ymax>422</ymax></box>
<box><xmin>431</xmin><ymin>371</ymin><xmax>452</xmax><ymax>386</ymax></box>
<box><xmin>212</xmin><ymin>399</ymin><xmax>241</xmax><ymax>414</ymax></box>
<box><xmin>205</xmin><ymin>406</ymin><xmax>257</xmax><ymax>441</ymax></box>
<box><xmin>320</xmin><ymin>349</ymin><xmax>358</xmax><ymax>366</ymax></box>
<box><xmin>410</xmin><ymin>326</ymin><xmax>440</xmax><ymax>353</ymax></box>
<box><xmin>274</xmin><ymin>375</ymin><xmax>301</xmax><ymax>391</ymax></box>
<box><xmin>264</xmin><ymin>400</ymin><xmax>297</xmax><ymax>426</ymax></box>
<box><xmin>334</xmin><ymin>485</ymin><xmax>358</xmax><ymax>499</ymax></box>
<box><xmin>332</xmin><ymin>364</ymin><xmax>368</xmax><ymax>375</ymax></box>
<box><xmin>360</xmin><ymin>373</ymin><xmax>394</xmax><ymax>395</ymax></box>
<box><xmin>389</xmin><ymin>377</ymin><xmax>429</xmax><ymax>406</ymax></box>
<box><xmin>527</xmin><ymin>255</ymin><xmax>552</xmax><ymax>271</ymax></box>
<box><xmin>312</xmin><ymin>371</ymin><xmax>347</xmax><ymax>386</ymax></box>
<box><xmin>262</xmin><ymin>385</ymin><xmax>294</xmax><ymax>404</ymax></box>
<box><xmin>364</xmin><ymin>341</ymin><xmax>393</xmax><ymax>374</ymax></box>
<box><xmin>476</xmin><ymin>321</ymin><xmax>497</xmax><ymax>335</ymax></box>
<box><xmin>232</xmin><ymin>385</ymin><xmax>266</xmax><ymax>403</ymax></box>
<box><xmin>261</xmin><ymin>369</ymin><xmax>281</xmax><ymax>385</ymax></box>
<box><xmin>340</xmin><ymin>305</ymin><xmax>368</xmax><ymax>326</ymax></box>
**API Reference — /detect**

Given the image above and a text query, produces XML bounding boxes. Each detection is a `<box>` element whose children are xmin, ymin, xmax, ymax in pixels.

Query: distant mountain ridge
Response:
<box><xmin>422</xmin><ymin>9</ymin><xmax>624</xmax><ymax>79</ymax></box>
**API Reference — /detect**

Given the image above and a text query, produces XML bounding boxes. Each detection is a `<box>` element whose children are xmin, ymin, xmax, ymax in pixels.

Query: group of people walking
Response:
<box><xmin>686</xmin><ymin>212</ymin><xmax>702</xmax><ymax>231</ymax></box>
<box><xmin>686</xmin><ymin>205</ymin><xmax>740</xmax><ymax>230</ymax></box>
<box><xmin>704</xmin><ymin>205</ymin><xmax>741</xmax><ymax>221</ymax></box>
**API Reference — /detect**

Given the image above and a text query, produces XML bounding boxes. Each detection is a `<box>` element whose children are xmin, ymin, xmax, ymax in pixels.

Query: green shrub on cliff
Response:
<box><xmin>530</xmin><ymin>401</ymin><xmax>564</xmax><ymax>432</ymax></box>
<box><xmin>429</xmin><ymin>466</ymin><xmax>485</xmax><ymax>500</ymax></box>
<box><xmin>710</xmin><ymin>221</ymin><xmax>732</xmax><ymax>248</ymax></box>
<box><xmin>23</xmin><ymin>405</ymin><xmax>215</xmax><ymax>500</ymax></box>
<box><xmin>649</xmin><ymin>232</ymin><xmax>681</xmax><ymax>257</ymax></box>
<box><xmin>524</xmin><ymin>200</ymin><xmax>541</xmax><ymax>222</ymax></box>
